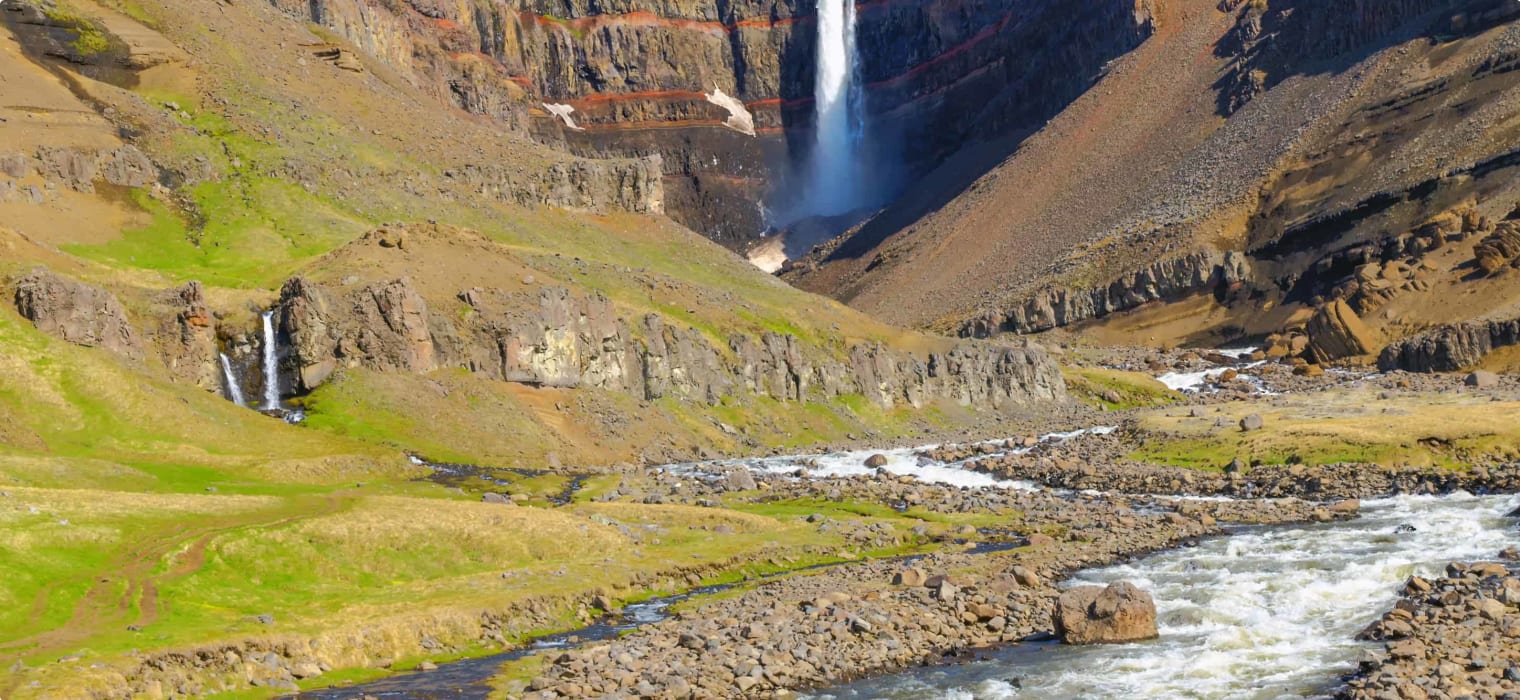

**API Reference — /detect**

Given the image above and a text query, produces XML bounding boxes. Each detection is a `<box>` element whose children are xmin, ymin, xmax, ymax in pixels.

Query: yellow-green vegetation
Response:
<box><xmin>1061</xmin><ymin>365</ymin><xmax>1181</xmax><ymax>410</ymax></box>
<box><xmin>43</xmin><ymin>3</ymin><xmax>112</xmax><ymax>56</ymax></box>
<box><xmin>1128</xmin><ymin>386</ymin><xmax>1520</xmax><ymax>469</ymax></box>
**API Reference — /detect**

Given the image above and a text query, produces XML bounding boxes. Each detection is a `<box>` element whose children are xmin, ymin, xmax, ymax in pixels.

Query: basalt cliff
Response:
<box><xmin>269</xmin><ymin>0</ymin><xmax>1155</xmax><ymax>245</ymax></box>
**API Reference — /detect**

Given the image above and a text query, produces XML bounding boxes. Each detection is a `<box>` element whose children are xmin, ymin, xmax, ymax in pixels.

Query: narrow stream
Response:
<box><xmin>814</xmin><ymin>493</ymin><xmax>1518</xmax><ymax>700</ymax></box>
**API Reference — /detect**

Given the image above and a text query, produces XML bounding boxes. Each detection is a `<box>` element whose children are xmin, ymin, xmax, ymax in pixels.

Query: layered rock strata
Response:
<box><xmin>268</xmin><ymin>0</ymin><xmax>1155</xmax><ymax>245</ymax></box>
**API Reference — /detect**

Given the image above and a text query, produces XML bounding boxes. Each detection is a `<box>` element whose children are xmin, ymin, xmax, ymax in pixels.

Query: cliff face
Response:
<box><xmin>275</xmin><ymin>259</ymin><xmax>1066</xmax><ymax>412</ymax></box>
<box><xmin>269</xmin><ymin>0</ymin><xmax>1154</xmax><ymax>246</ymax></box>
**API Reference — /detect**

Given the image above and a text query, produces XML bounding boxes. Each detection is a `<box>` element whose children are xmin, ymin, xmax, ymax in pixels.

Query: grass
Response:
<box><xmin>43</xmin><ymin>4</ymin><xmax>112</xmax><ymax>57</ymax></box>
<box><xmin>1127</xmin><ymin>386</ymin><xmax>1520</xmax><ymax>469</ymax></box>
<box><xmin>1061</xmin><ymin>366</ymin><xmax>1181</xmax><ymax>410</ymax></box>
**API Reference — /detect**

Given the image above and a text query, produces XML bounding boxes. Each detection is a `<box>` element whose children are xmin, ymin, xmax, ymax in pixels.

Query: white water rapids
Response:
<box><xmin>666</xmin><ymin>427</ymin><xmax>1116</xmax><ymax>490</ymax></box>
<box><xmin>814</xmin><ymin>493</ymin><xmax>1519</xmax><ymax>699</ymax></box>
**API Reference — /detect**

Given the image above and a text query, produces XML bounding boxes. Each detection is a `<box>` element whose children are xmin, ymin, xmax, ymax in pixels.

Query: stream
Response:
<box><xmin>296</xmin><ymin>494</ymin><xmax>1516</xmax><ymax>699</ymax></box>
<box><xmin>814</xmin><ymin>493</ymin><xmax>1518</xmax><ymax>699</ymax></box>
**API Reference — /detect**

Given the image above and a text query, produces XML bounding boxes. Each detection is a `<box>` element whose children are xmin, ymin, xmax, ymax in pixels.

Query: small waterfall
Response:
<box><xmin>218</xmin><ymin>353</ymin><xmax>246</xmax><ymax>407</ymax></box>
<box><xmin>260</xmin><ymin>311</ymin><xmax>280</xmax><ymax>411</ymax></box>
<box><xmin>807</xmin><ymin>0</ymin><xmax>863</xmax><ymax>216</ymax></box>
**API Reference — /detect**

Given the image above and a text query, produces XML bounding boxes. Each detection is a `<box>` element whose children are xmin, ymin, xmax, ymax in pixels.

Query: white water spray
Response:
<box><xmin>806</xmin><ymin>0</ymin><xmax>862</xmax><ymax>216</ymax></box>
<box><xmin>260</xmin><ymin>311</ymin><xmax>279</xmax><ymax>411</ymax></box>
<box><xmin>218</xmin><ymin>353</ymin><xmax>246</xmax><ymax>407</ymax></box>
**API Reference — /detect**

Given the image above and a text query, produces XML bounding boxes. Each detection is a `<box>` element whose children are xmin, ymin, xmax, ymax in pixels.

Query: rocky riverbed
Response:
<box><xmin>1345</xmin><ymin>557</ymin><xmax>1520</xmax><ymax>699</ymax></box>
<box><xmin>500</xmin><ymin>479</ymin><xmax>1355</xmax><ymax>699</ymax></box>
<box><xmin>815</xmin><ymin>494</ymin><xmax>1520</xmax><ymax>699</ymax></box>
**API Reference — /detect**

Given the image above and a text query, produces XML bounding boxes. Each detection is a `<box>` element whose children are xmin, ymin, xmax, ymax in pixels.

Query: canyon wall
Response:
<box><xmin>267</xmin><ymin>0</ymin><xmax>1155</xmax><ymax>246</ymax></box>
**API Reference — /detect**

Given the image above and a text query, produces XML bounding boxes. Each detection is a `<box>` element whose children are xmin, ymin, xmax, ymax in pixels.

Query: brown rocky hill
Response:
<box><xmin>785</xmin><ymin>0</ymin><xmax>1520</xmax><ymax>366</ymax></box>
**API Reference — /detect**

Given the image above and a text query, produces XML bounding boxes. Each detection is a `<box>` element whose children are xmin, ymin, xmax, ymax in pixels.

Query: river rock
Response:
<box><xmin>864</xmin><ymin>454</ymin><xmax>889</xmax><ymax>468</ymax></box>
<box><xmin>1052</xmin><ymin>581</ymin><xmax>1158</xmax><ymax>644</ymax></box>
<box><xmin>1240</xmin><ymin>414</ymin><xmax>1265</xmax><ymax>432</ymax></box>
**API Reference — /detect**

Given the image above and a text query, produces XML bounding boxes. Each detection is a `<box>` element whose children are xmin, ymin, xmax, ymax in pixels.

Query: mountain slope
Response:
<box><xmin>787</xmin><ymin>0</ymin><xmax>1520</xmax><ymax>359</ymax></box>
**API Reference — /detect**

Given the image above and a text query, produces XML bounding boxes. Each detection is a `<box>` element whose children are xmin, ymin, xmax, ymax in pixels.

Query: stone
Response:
<box><xmin>481</xmin><ymin>492</ymin><xmax>512</xmax><ymax>504</ymax></box>
<box><xmin>864</xmin><ymin>454</ymin><xmax>889</xmax><ymax>468</ymax></box>
<box><xmin>892</xmin><ymin>567</ymin><xmax>927</xmax><ymax>587</ymax></box>
<box><xmin>1239</xmin><ymin>414</ymin><xmax>1265</xmax><ymax>432</ymax></box>
<box><xmin>1026</xmin><ymin>533</ymin><xmax>1056</xmax><ymax>547</ymax></box>
<box><xmin>1305</xmin><ymin>299</ymin><xmax>1377</xmax><ymax>362</ymax></box>
<box><xmin>1011</xmin><ymin>566</ymin><xmax>1041</xmax><ymax>588</ymax></box>
<box><xmin>1466</xmin><ymin>370</ymin><xmax>1499</xmax><ymax>389</ymax></box>
<box><xmin>1052</xmin><ymin>582</ymin><xmax>1158</xmax><ymax>645</ymax></box>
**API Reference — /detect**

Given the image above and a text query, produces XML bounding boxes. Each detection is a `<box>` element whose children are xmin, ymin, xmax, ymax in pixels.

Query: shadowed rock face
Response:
<box><xmin>1379</xmin><ymin>318</ymin><xmax>1520</xmax><ymax>373</ymax></box>
<box><xmin>12</xmin><ymin>268</ymin><xmax>144</xmax><ymax>362</ymax></box>
<box><xmin>270</xmin><ymin>0</ymin><xmax>1153</xmax><ymax>247</ymax></box>
<box><xmin>275</xmin><ymin>270</ymin><xmax>1067</xmax><ymax>411</ymax></box>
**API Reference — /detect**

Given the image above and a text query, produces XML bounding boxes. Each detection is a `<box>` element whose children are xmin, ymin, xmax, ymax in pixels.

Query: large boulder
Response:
<box><xmin>1053</xmin><ymin>581</ymin><xmax>1158</xmax><ymax>644</ymax></box>
<box><xmin>1305</xmin><ymin>299</ymin><xmax>1376</xmax><ymax>363</ymax></box>
<box><xmin>13</xmin><ymin>268</ymin><xmax>143</xmax><ymax>361</ymax></box>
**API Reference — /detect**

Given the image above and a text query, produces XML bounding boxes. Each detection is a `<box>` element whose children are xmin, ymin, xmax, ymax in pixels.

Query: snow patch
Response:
<box><xmin>704</xmin><ymin>86</ymin><xmax>755</xmax><ymax>136</ymax></box>
<box><xmin>542</xmin><ymin>103</ymin><xmax>583</xmax><ymax>131</ymax></box>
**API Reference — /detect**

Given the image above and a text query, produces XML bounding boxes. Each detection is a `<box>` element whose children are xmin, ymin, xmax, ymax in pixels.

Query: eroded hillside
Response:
<box><xmin>785</xmin><ymin>0</ymin><xmax>1520</xmax><ymax>371</ymax></box>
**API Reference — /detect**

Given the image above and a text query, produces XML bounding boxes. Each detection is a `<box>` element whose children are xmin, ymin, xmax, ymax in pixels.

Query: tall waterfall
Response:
<box><xmin>219</xmin><ymin>353</ymin><xmax>246</xmax><ymax>407</ymax></box>
<box><xmin>260</xmin><ymin>311</ymin><xmax>279</xmax><ymax>411</ymax></box>
<box><xmin>807</xmin><ymin>0</ymin><xmax>862</xmax><ymax>216</ymax></box>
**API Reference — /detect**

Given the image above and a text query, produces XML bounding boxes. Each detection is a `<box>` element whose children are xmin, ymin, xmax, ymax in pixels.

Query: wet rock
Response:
<box><xmin>864</xmin><ymin>454</ymin><xmax>889</xmax><ymax>468</ymax></box>
<box><xmin>1053</xmin><ymin>581</ymin><xmax>1158</xmax><ymax>645</ymax></box>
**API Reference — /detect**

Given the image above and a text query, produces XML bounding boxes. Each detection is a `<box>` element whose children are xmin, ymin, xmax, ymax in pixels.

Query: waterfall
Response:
<box><xmin>219</xmin><ymin>353</ymin><xmax>246</xmax><ymax>407</ymax></box>
<box><xmin>807</xmin><ymin>0</ymin><xmax>862</xmax><ymax>216</ymax></box>
<box><xmin>260</xmin><ymin>311</ymin><xmax>279</xmax><ymax>411</ymax></box>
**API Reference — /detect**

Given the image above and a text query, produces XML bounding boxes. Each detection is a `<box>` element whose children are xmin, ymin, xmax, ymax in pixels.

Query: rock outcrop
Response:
<box><xmin>1378</xmin><ymin>318</ymin><xmax>1520</xmax><ymax>373</ymax></box>
<box><xmin>277</xmin><ymin>275</ymin><xmax>1066</xmax><ymax>411</ymax></box>
<box><xmin>12</xmin><ymin>268</ymin><xmax>143</xmax><ymax>361</ymax></box>
<box><xmin>963</xmin><ymin>251</ymin><xmax>1250</xmax><ymax>337</ymax></box>
<box><xmin>1305</xmin><ymin>299</ymin><xmax>1377</xmax><ymax>363</ymax></box>
<box><xmin>152</xmin><ymin>282</ymin><xmax>220</xmax><ymax>390</ymax></box>
<box><xmin>1474</xmin><ymin>221</ymin><xmax>1520</xmax><ymax>275</ymax></box>
<box><xmin>1052</xmin><ymin>581</ymin><xmax>1158</xmax><ymax>645</ymax></box>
